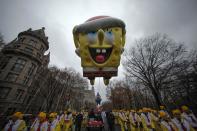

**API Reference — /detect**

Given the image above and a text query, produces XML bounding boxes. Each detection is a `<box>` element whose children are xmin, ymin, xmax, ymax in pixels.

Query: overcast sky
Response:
<box><xmin>0</xmin><ymin>0</ymin><xmax>197</xmax><ymax>101</ymax></box>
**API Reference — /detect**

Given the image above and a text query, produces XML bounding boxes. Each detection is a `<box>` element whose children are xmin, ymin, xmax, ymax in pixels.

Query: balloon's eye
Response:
<box><xmin>87</xmin><ymin>32</ymin><xmax>97</xmax><ymax>43</ymax></box>
<box><xmin>105</xmin><ymin>31</ymin><xmax>114</xmax><ymax>44</ymax></box>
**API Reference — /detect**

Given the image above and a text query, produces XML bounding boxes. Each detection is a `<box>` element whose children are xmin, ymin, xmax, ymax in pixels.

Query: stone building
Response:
<box><xmin>70</xmin><ymin>86</ymin><xmax>96</xmax><ymax>111</ymax></box>
<box><xmin>83</xmin><ymin>86</ymin><xmax>96</xmax><ymax>104</ymax></box>
<box><xmin>83</xmin><ymin>86</ymin><xmax>96</xmax><ymax>109</ymax></box>
<box><xmin>0</xmin><ymin>27</ymin><xmax>49</xmax><ymax>115</ymax></box>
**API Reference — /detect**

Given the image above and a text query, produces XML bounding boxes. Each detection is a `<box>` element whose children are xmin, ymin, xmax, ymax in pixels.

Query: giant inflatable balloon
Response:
<box><xmin>73</xmin><ymin>16</ymin><xmax>126</xmax><ymax>85</ymax></box>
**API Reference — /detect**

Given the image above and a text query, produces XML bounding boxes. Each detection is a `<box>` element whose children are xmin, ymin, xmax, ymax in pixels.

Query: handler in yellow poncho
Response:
<box><xmin>118</xmin><ymin>110</ymin><xmax>127</xmax><ymax>131</ymax></box>
<box><xmin>48</xmin><ymin>112</ymin><xmax>61</xmax><ymax>131</ymax></box>
<box><xmin>31</xmin><ymin>112</ymin><xmax>48</xmax><ymax>131</ymax></box>
<box><xmin>4</xmin><ymin>112</ymin><xmax>26</xmax><ymax>131</ymax></box>
<box><xmin>160</xmin><ymin>111</ymin><xmax>177</xmax><ymax>131</ymax></box>
<box><xmin>141</xmin><ymin>108</ymin><xmax>153</xmax><ymax>131</ymax></box>
<box><xmin>150</xmin><ymin>109</ymin><xmax>160</xmax><ymax>130</ymax></box>
<box><xmin>172</xmin><ymin>109</ymin><xmax>195</xmax><ymax>131</ymax></box>
<box><xmin>58</xmin><ymin>111</ymin><xmax>65</xmax><ymax>128</ymax></box>
<box><xmin>81</xmin><ymin>110</ymin><xmax>88</xmax><ymax>128</ymax></box>
<box><xmin>63</xmin><ymin>109</ymin><xmax>73</xmax><ymax>131</ymax></box>
<box><xmin>181</xmin><ymin>105</ymin><xmax>197</xmax><ymax>130</ymax></box>
<box><xmin>112</xmin><ymin>110</ymin><xmax>119</xmax><ymax>125</ymax></box>
<box><xmin>129</xmin><ymin>110</ymin><xmax>140</xmax><ymax>131</ymax></box>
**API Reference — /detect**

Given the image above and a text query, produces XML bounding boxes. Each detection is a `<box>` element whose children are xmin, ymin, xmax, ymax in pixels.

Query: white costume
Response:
<box><xmin>161</xmin><ymin>120</ymin><xmax>175</xmax><ymax>131</ymax></box>
<box><xmin>64</xmin><ymin>113</ymin><xmax>72</xmax><ymax>122</ymax></box>
<box><xmin>182</xmin><ymin>112</ymin><xmax>197</xmax><ymax>128</ymax></box>
<box><xmin>172</xmin><ymin>118</ymin><xmax>190</xmax><ymax>131</ymax></box>
<box><xmin>4</xmin><ymin>119</ymin><xmax>26</xmax><ymax>131</ymax></box>
<box><xmin>31</xmin><ymin>120</ymin><xmax>48</xmax><ymax>131</ymax></box>
<box><xmin>48</xmin><ymin>119</ymin><xmax>59</xmax><ymax>131</ymax></box>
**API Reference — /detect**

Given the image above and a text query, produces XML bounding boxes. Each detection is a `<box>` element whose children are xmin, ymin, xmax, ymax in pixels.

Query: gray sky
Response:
<box><xmin>0</xmin><ymin>0</ymin><xmax>197</xmax><ymax>100</ymax></box>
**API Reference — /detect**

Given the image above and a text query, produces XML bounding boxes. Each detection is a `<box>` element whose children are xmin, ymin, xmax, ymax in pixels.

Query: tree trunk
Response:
<box><xmin>150</xmin><ymin>88</ymin><xmax>162</xmax><ymax>108</ymax></box>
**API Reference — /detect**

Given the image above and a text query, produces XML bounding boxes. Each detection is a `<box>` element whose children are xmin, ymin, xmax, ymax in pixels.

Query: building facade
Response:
<box><xmin>83</xmin><ymin>86</ymin><xmax>96</xmax><ymax>109</ymax></box>
<box><xmin>0</xmin><ymin>28</ymin><xmax>49</xmax><ymax>115</ymax></box>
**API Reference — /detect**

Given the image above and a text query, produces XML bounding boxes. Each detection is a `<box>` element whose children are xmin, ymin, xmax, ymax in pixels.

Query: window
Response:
<box><xmin>40</xmin><ymin>45</ymin><xmax>44</xmax><ymax>52</ymax></box>
<box><xmin>26</xmin><ymin>96</ymin><xmax>32</xmax><ymax>104</ymax></box>
<box><xmin>11</xmin><ymin>58</ymin><xmax>26</xmax><ymax>72</ymax></box>
<box><xmin>14</xmin><ymin>45</ymin><xmax>20</xmax><ymax>48</ymax></box>
<box><xmin>0</xmin><ymin>87</ymin><xmax>11</xmax><ymax>99</ymax></box>
<box><xmin>5</xmin><ymin>107</ymin><xmax>16</xmax><ymax>116</ymax></box>
<box><xmin>19</xmin><ymin>37</ymin><xmax>25</xmax><ymax>42</ymax></box>
<box><xmin>37</xmin><ymin>53</ymin><xmax>41</xmax><ymax>59</ymax></box>
<box><xmin>0</xmin><ymin>56</ymin><xmax>12</xmax><ymax>70</ymax></box>
<box><xmin>28</xmin><ymin>63</ymin><xmax>36</xmax><ymax>76</ymax></box>
<box><xmin>28</xmin><ymin>39</ymin><xmax>37</xmax><ymax>47</ymax></box>
<box><xmin>15</xmin><ymin>89</ymin><xmax>24</xmax><ymax>101</ymax></box>
<box><xmin>23</xmin><ymin>76</ymin><xmax>29</xmax><ymax>85</ymax></box>
<box><xmin>24</xmin><ymin>47</ymin><xmax>33</xmax><ymax>54</ymax></box>
<box><xmin>6</xmin><ymin>73</ymin><xmax>18</xmax><ymax>82</ymax></box>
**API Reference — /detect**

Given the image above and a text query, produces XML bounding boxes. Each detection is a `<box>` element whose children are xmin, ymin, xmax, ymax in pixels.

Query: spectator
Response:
<box><xmin>75</xmin><ymin>112</ymin><xmax>83</xmax><ymax>131</ymax></box>
<box><xmin>106</xmin><ymin>111</ymin><xmax>115</xmax><ymax>131</ymax></box>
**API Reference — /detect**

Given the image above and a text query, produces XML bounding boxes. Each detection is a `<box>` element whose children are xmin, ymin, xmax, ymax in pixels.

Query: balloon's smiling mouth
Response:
<box><xmin>89</xmin><ymin>47</ymin><xmax>112</xmax><ymax>64</ymax></box>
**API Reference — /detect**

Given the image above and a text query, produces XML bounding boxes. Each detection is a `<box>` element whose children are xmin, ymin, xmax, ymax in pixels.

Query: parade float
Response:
<box><xmin>73</xmin><ymin>16</ymin><xmax>126</xmax><ymax>85</ymax></box>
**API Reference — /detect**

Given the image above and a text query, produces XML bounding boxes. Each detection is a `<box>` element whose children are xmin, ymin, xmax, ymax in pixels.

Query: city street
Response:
<box><xmin>76</xmin><ymin>124</ymin><xmax>121</xmax><ymax>131</ymax></box>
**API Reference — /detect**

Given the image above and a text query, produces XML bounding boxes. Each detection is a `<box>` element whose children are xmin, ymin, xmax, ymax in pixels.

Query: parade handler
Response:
<box><xmin>30</xmin><ymin>112</ymin><xmax>48</xmax><ymax>131</ymax></box>
<box><xmin>48</xmin><ymin>112</ymin><xmax>61</xmax><ymax>131</ymax></box>
<box><xmin>4</xmin><ymin>112</ymin><xmax>26</xmax><ymax>131</ymax></box>
<box><xmin>63</xmin><ymin>109</ymin><xmax>73</xmax><ymax>131</ymax></box>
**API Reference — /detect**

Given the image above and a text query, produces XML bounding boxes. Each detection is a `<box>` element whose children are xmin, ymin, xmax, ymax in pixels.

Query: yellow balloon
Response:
<box><xmin>73</xmin><ymin>16</ymin><xmax>126</xmax><ymax>85</ymax></box>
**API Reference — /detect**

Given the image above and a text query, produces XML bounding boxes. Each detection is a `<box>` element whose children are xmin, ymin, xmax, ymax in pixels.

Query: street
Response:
<box><xmin>75</xmin><ymin>124</ymin><xmax>121</xmax><ymax>131</ymax></box>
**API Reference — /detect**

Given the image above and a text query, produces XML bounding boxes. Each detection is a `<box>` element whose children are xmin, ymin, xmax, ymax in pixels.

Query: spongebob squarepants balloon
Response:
<box><xmin>73</xmin><ymin>16</ymin><xmax>126</xmax><ymax>85</ymax></box>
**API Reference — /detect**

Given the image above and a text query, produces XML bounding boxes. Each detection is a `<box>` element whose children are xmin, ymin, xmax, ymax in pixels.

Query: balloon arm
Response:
<box><xmin>121</xmin><ymin>48</ymin><xmax>124</xmax><ymax>54</ymax></box>
<box><xmin>75</xmin><ymin>48</ymin><xmax>80</xmax><ymax>56</ymax></box>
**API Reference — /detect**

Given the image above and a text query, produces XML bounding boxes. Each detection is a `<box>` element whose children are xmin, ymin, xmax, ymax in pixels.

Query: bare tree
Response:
<box><xmin>24</xmin><ymin>66</ymin><xmax>89</xmax><ymax>113</ymax></box>
<box><xmin>167</xmin><ymin>51</ymin><xmax>197</xmax><ymax>110</ymax></box>
<box><xmin>107</xmin><ymin>80</ymin><xmax>133</xmax><ymax>109</ymax></box>
<box><xmin>0</xmin><ymin>33</ymin><xmax>5</xmax><ymax>53</ymax></box>
<box><xmin>101</xmin><ymin>101</ymin><xmax>113</xmax><ymax>110</ymax></box>
<box><xmin>123</xmin><ymin>34</ymin><xmax>186</xmax><ymax>107</ymax></box>
<box><xmin>107</xmin><ymin>79</ymin><xmax>157</xmax><ymax>110</ymax></box>
<box><xmin>0</xmin><ymin>33</ymin><xmax>4</xmax><ymax>46</ymax></box>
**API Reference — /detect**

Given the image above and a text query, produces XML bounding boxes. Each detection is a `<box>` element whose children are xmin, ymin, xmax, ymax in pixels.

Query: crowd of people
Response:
<box><xmin>2</xmin><ymin>105</ymin><xmax>197</xmax><ymax>131</ymax></box>
<box><xmin>3</xmin><ymin>108</ymin><xmax>83</xmax><ymax>131</ymax></box>
<box><xmin>112</xmin><ymin>105</ymin><xmax>197</xmax><ymax>131</ymax></box>
<box><xmin>3</xmin><ymin>108</ymin><xmax>103</xmax><ymax>131</ymax></box>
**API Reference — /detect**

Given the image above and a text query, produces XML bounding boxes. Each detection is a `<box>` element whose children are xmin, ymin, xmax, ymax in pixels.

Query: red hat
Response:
<box><xmin>73</xmin><ymin>16</ymin><xmax>125</xmax><ymax>34</ymax></box>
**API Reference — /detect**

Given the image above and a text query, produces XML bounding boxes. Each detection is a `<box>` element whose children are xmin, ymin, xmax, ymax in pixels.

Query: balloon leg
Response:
<box><xmin>103</xmin><ymin>78</ymin><xmax>110</xmax><ymax>85</ymax></box>
<box><xmin>90</xmin><ymin>78</ymin><xmax>95</xmax><ymax>85</ymax></box>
